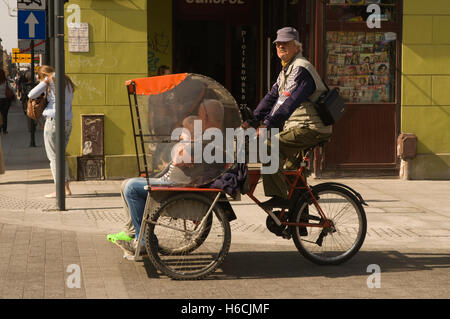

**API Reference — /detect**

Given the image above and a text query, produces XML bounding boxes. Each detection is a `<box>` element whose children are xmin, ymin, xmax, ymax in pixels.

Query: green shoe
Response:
<box><xmin>107</xmin><ymin>231</ymin><xmax>134</xmax><ymax>244</ymax></box>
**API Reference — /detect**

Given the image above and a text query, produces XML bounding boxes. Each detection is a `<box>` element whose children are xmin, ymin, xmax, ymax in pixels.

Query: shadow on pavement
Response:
<box><xmin>187</xmin><ymin>250</ymin><xmax>450</xmax><ymax>280</ymax></box>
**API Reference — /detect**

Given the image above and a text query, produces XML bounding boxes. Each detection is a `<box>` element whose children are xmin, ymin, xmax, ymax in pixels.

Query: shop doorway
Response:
<box><xmin>174</xmin><ymin>21</ymin><xmax>226</xmax><ymax>86</ymax></box>
<box><xmin>262</xmin><ymin>0</ymin><xmax>315</xmax><ymax>91</ymax></box>
<box><xmin>173</xmin><ymin>0</ymin><xmax>260</xmax><ymax>110</ymax></box>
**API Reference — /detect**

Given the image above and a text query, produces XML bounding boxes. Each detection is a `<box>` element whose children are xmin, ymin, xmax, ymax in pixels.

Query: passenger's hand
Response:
<box><xmin>241</xmin><ymin>121</ymin><xmax>251</xmax><ymax>129</ymax></box>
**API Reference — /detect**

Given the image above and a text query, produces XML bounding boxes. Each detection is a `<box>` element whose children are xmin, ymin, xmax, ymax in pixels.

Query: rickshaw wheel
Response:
<box><xmin>150</xmin><ymin>211</ymin><xmax>212</xmax><ymax>256</ymax></box>
<box><xmin>145</xmin><ymin>193</ymin><xmax>231</xmax><ymax>280</ymax></box>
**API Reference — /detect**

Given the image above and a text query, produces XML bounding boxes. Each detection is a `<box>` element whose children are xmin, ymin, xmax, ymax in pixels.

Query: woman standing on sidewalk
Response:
<box><xmin>28</xmin><ymin>65</ymin><xmax>76</xmax><ymax>198</ymax></box>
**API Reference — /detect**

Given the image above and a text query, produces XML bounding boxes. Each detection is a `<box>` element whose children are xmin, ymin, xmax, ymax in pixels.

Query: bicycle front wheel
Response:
<box><xmin>290</xmin><ymin>184</ymin><xmax>367</xmax><ymax>265</ymax></box>
<box><xmin>145</xmin><ymin>193</ymin><xmax>231</xmax><ymax>280</ymax></box>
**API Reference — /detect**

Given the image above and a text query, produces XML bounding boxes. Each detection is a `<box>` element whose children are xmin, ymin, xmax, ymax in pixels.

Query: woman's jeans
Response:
<box><xmin>44</xmin><ymin>118</ymin><xmax>72</xmax><ymax>182</ymax></box>
<box><xmin>123</xmin><ymin>176</ymin><xmax>172</xmax><ymax>245</ymax></box>
<box><xmin>123</xmin><ymin>178</ymin><xmax>148</xmax><ymax>245</ymax></box>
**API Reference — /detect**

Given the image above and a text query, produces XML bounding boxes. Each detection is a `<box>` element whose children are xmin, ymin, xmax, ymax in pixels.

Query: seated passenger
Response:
<box><xmin>111</xmin><ymin>99</ymin><xmax>226</xmax><ymax>257</ymax></box>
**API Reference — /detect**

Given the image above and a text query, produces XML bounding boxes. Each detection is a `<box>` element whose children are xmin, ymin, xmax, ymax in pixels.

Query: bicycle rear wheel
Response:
<box><xmin>146</xmin><ymin>193</ymin><xmax>231</xmax><ymax>280</ymax></box>
<box><xmin>290</xmin><ymin>184</ymin><xmax>367</xmax><ymax>265</ymax></box>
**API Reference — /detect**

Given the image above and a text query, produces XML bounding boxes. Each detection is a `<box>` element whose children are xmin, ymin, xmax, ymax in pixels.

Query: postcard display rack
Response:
<box><xmin>325</xmin><ymin>0</ymin><xmax>398</xmax><ymax>104</ymax></box>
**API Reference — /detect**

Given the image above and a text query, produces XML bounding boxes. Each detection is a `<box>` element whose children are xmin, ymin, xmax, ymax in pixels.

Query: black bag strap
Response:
<box><xmin>305</xmin><ymin>69</ymin><xmax>330</xmax><ymax>104</ymax></box>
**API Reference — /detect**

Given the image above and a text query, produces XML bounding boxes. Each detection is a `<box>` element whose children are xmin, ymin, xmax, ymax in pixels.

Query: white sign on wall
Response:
<box><xmin>68</xmin><ymin>23</ymin><xmax>90</xmax><ymax>53</ymax></box>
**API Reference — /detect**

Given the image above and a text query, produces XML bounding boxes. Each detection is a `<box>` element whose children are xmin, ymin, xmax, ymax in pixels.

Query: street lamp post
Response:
<box><xmin>55</xmin><ymin>0</ymin><xmax>66</xmax><ymax>210</ymax></box>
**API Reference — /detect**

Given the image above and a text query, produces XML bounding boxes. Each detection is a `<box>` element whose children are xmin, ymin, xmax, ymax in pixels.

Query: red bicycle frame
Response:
<box><xmin>246</xmin><ymin>153</ymin><xmax>331</xmax><ymax>230</ymax></box>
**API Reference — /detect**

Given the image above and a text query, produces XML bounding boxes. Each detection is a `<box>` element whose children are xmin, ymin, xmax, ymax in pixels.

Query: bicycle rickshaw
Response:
<box><xmin>125</xmin><ymin>73</ymin><xmax>367</xmax><ymax>280</ymax></box>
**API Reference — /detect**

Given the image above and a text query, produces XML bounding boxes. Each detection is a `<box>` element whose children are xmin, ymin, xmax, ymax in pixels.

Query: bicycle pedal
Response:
<box><xmin>281</xmin><ymin>229</ymin><xmax>291</xmax><ymax>240</ymax></box>
<box><xmin>315</xmin><ymin>230</ymin><xmax>327</xmax><ymax>247</ymax></box>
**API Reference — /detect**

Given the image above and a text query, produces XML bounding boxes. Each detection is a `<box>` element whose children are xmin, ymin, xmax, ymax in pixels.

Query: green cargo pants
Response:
<box><xmin>263</xmin><ymin>126</ymin><xmax>331</xmax><ymax>199</ymax></box>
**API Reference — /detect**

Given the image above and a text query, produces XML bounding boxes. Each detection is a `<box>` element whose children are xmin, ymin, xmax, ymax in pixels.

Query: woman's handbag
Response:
<box><xmin>5</xmin><ymin>85</ymin><xmax>16</xmax><ymax>102</ymax></box>
<box><xmin>26</xmin><ymin>94</ymin><xmax>48</xmax><ymax>121</ymax></box>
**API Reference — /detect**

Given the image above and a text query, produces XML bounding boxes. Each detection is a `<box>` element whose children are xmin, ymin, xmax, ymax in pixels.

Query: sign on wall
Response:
<box><xmin>68</xmin><ymin>23</ymin><xmax>90</xmax><ymax>53</ymax></box>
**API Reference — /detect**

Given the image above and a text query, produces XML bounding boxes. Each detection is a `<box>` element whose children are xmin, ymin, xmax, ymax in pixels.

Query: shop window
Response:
<box><xmin>325</xmin><ymin>31</ymin><xmax>396</xmax><ymax>103</ymax></box>
<box><xmin>324</xmin><ymin>0</ymin><xmax>400</xmax><ymax>104</ymax></box>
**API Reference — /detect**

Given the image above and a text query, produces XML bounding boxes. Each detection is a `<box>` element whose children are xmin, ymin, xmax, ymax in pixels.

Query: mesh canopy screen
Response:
<box><xmin>127</xmin><ymin>73</ymin><xmax>243</xmax><ymax>187</ymax></box>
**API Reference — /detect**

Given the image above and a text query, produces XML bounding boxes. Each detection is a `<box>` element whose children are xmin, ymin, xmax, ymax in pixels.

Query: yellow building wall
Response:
<box><xmin>64</xmin><ymin>0</ymin><xmax>148</xmax><ymax>179</ymax></box>
<box><xmin>402</xmin><ymin>0</ymin><xmax>450</xmax><ymax>179</ymax></box>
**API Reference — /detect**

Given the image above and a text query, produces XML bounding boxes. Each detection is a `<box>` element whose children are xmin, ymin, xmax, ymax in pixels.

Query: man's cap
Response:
<box><xmin>273</xmin><ymin>27</ymin><xmax>299</xmax><ymax>44</ymax></box>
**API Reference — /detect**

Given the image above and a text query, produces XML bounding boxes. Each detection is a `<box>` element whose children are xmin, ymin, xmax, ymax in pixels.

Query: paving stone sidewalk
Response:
<box><xmin>0</xmin><ymin>108</ymin><xmax>449</xmax><ymax>299</ymax></box>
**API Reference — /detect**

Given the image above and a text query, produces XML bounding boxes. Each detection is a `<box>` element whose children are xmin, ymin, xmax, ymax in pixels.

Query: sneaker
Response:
<box><xmin>107</xmin><ymin>231</ymin><xmax>134</xmax><ymax>244</ymax></box>
<box><xmin>260</xmin><ymin>196</ymin><xmax>290</xmax><ymax>210</ymax></box>
<box><xmin>115</xmin><ymin>239</ymin><xmax>146</xmax><ymax>256</ymax></box>
<box><xmin>159</xmin><ymin>163</ymin><xmax>175</xmax><ymax>183</ymax></box>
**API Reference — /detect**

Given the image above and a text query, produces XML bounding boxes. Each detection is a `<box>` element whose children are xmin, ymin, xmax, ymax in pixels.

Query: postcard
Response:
<box><xmin>366</xmin><ymin>33</ymin><xmax>376</xmax><ymax>43</ymax></box>
<box><xmin>326</xmin><ymin>76</ymin><xmax>341</xmax><ymax>86</ymax></box>
<box><xmin>357</xmin><ymin>63</ymin><xmax>370</xmax><ymax>75</ymax></box>
<box><xmin>337</xmin><ymin>54</ymin><xmax>346</xmax><ymax>65</ymax></box>
<box><xmin>344</xmin><ymin>65</ymin><xmax>358</xmax><ymax>76</ymax></box>
<box><xmin>361</xmin><ymin>44</ymin><xmax>374</xmax><ymax>53</ymax></box>
<box><xmin>341</xmin><ymin>45</ymin><xmax>354</xmax><ymax>53</ymax></box>
<box><xmin>374</xmin><ymin>63</ymin><xmax>389</xmax><ymax>76</ymax></box>
<box><xmin>328</xmin><ymin>54</ymin><xmax>338</xmax><ymax>64</ymax></box>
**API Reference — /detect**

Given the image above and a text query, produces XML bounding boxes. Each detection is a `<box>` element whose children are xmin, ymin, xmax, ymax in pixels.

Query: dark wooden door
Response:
<box><xmin>263</xmin><ymin>0</ymin><xmax>315</xmax><ymax>93</ymax></box>
<box><xmin>173</xmin><ymin>0</ymin><xmax>261</xmax><ymax>110</ymax></box>
<box><xmin>316</xmin><ymin>0</ymin><xmax>402</xmax><ymax>173</ymax></box>
<box><xmin>324</xmin><ymin>104</ymin><xmax>398</xmax><ymax>169</ymax></box>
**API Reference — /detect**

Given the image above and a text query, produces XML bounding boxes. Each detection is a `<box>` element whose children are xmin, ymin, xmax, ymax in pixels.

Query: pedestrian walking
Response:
<box><xmin>19</xmin><ymin>71</ymin><xmax>38</xmax><ymax>147</ymax></box>
<box><xmin>0</xmin><ymin>69</ymin><xmax>16</xmax><ymax>135</ymax></box>
<box><xmin>28</xmin><ymin>65</ymin><xmax>76</xmax><ymax>198</ymax></box>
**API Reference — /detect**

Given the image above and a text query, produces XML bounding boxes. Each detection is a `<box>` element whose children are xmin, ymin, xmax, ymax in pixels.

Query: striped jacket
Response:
<box><xmin>253</xmin><ymin>53</ymin><xmax>332</xmax><ymax>134</ymax></box>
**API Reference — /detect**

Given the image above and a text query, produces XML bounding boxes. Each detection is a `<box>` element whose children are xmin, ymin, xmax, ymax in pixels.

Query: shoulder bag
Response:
<box><xmin>26</xmin><ymin>94</ymin><xmax>48</xmax><ymax>121</ymax></box>
<box><xmin>312</xmin><ymin>81</ymin><xmax>346</xmax><ymax>126</ymax></box>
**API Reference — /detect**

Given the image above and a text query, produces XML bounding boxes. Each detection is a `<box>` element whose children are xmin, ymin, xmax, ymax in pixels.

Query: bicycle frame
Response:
<box><xmin>246</xmin><ymin>152</ymin><xmax>332</xmax><ymax>230</ymax></box>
